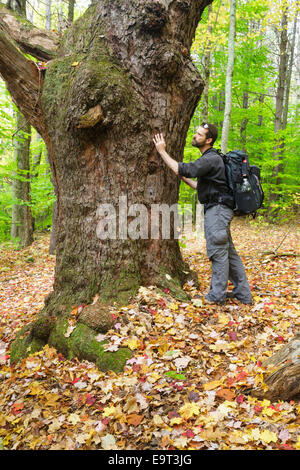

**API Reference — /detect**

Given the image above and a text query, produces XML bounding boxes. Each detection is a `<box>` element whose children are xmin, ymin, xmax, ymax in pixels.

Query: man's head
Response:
<box><xmin>192</xmin><ymin>122</ymin><xmax>218</xmax><ymax>152</ymax></box>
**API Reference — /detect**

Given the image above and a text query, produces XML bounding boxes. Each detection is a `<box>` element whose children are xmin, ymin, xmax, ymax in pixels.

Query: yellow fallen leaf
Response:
<box><xmin>153</xmin><ymin>415</ymin><xmax>164</xmax><ymax>426</ymax></box>
<box><xmin>179</xmin><ymin>402</ymin><xmax>200</xmax><ymax>419</ymax></box>
<box><xmin>166</xmin><ymin>328</ymin><xmax>176</xmax><ymax>335</ymax></box>
<box><xmin>29</xmin><ymin>438</ymin><xmax>41</xmax><ymax>450</ymax></box>
<box><xmin>0</xmin><ymin>414</ymin><xmax>6</xmax><ymax>426</ymax></box>
<box><xmin>124</xmin><ymin>336</ymin><xmax>140</xmax><ymax>350</ymax></box>
<box><xmin>170</xmin><ymin>417</ymin><xmax>182</xmax><ymax>426</ymax></box>
<box><xmin>168</xmin><ymin>303</ymin><xmax>178</xmax><ymax>311</ymax></box>
<box><xmin>260</xmin><ymin>430</ymin><xmax>278</xmax><ymax>444</ymax></box>
<box><xmin>218</xmin><ymin>313</ymin><xmax>229</xmax><ymax>325</ymax></box>
<box><xmin>247</xmin><ymin>428</ymin><xmax>261</xmax><ymax>441</ymax></box>
<box><xmin>102</xmin><ymin>406</ymin><xmax>116</xmax><ymax>417</ymax></box>
<box><xmin>203</xmin><ymin>380</ymin><xmax>223</xmax><ymax>391</ymax></box>
<box><xmin>71</xmin><ymin>61</ymin><xmax>79</xmax><ymax>66</ymax></box>
<box><xmin>229</xmin><ymin>430</ymin><xmax>247</xmax><ymax>444</ymax></box>
<box><xmin>262</xmin><ymin>406</ymin><xmax>276</xmax><ymax>417</ymax></box>
<box><xmin>150</xmin><ymin>372</ymin><xmax>161</xmax><ymax>381</ymax></box>
<box><xmin>158</xmin><ymin>342</ymin><xmax>169</xmax><ymax>355</ymax></box>
<box><xmin>68</xmin><ymin>413</ymin><xmax>81</xmax><ymax>425</ymax></box>
<box><xmin>123</xmin><ymin>397</ymin><xmax>139</xmax><ymax>414</ymax></box>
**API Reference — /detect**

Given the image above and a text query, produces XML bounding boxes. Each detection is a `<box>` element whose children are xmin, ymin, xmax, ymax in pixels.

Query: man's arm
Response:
<box><xmin>153</xmin><ymin>133</ymin><xmax>179</xmax><ymax>176</ymax></box>
<box><xmin>180</xmin><ymin>176</ymin><xmax>197</xmax><ymax>189</ymax></box>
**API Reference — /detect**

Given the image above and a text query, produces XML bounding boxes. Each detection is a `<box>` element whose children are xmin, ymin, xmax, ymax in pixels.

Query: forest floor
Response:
<box><xmin>0</xmin><ymin>218</ymin><xmax>299</xmax><ymax>451</ymax></box>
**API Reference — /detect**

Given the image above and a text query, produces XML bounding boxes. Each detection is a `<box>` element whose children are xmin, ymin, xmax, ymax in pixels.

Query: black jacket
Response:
<box><xmin>178</xmin><ymin>147</ymin><xmax>234</xmax><ymax>212</ymax></box>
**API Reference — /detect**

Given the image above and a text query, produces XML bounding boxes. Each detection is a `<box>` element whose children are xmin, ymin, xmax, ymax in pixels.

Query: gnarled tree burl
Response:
<box><xmin>1</xmin><ymin>0</ymin><xmax>211</xmax><ymax>370</ymax></box>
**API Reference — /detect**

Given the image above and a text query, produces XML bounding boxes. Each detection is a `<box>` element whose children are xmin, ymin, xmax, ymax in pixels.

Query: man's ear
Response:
<box><xmin>206</xmin><ymin>137</ymin><xmax>213</xmax><ymax>145</ymax></box>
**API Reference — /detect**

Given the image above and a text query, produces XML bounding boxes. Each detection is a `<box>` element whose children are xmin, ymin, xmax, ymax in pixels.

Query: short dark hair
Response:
<box><xmin>201</xmin><ymin>122</ymin><xmax>218</xmax><ymax>146</ymax></box>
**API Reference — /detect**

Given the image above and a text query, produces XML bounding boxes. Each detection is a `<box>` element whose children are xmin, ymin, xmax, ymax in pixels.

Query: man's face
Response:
<box><xmin>192</xmin><ymin>126</ymin><xmax>211</xmax><ymax>149</ymax></box>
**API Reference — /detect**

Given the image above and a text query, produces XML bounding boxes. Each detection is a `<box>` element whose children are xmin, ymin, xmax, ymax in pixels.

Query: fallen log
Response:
<box><xmin>251</xmin><ymin>333</ymin><xmax>300</xmax><ymax>401</ymax></box>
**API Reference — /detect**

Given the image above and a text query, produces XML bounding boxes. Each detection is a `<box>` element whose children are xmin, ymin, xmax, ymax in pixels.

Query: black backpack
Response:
<box><xmin>217</xmin><ymin>149</ymin><xmax>264</xmax><ymax>217</ymax></box>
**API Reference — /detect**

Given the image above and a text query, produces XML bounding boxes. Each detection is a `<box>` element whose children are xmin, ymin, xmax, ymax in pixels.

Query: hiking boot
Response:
<box><xmin>226</xmin><ymin>292</ymin><xmax>253</xmax><ymax>305</ymax></box>
<box><xmin>204</xmin><ymin>295</ymin><xmax>225</xmax><ymax>306</ymax></box>
<box><xmin>226</xmin><ymin>291</ymin><xmax>235</xmax><ymax>299</ymax></box>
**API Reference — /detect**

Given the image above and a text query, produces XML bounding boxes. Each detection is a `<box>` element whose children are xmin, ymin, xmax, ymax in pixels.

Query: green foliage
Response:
<box><xmin>180</xmin><ymin>0</ymin><xmax>300</xmax><ymax>219</ymax></box>
<box><xmin>0</xmin><ymin>0</ymin><xmax>299</xmax><ymax>247</ymax></box>
<box><xmin>0</xmin><ymin>80</ymin><xmax>55</xmax><ymax>241</ymax></box>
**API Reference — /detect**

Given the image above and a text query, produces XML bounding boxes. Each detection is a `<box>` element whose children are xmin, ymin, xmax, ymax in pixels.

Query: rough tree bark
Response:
<box><xmin>0</xmin><ymin>0</ymin><xmax>211</xmax><ymax>370</ymax></box>
<box><xmin>251</xmin><ymin>333</ymin><xmax>300</xmax><ymax>401</ymax></box>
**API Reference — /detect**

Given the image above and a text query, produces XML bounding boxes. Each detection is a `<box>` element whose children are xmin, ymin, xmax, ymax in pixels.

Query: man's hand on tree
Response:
<box><xmin>153</xmin><ymin>133</ymin><xmax>166</xmax><ymax>153</ymax></box>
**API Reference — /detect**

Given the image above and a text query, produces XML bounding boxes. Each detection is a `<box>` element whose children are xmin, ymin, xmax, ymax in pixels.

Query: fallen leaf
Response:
<box><xmin>127</xmin><ymin>414</ymin><xmax>144</xmax><ymax>426</ymax></box>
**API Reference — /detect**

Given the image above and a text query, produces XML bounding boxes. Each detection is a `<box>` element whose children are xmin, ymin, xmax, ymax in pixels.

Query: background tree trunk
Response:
<box><xmin>282</xmin><ymin>11</ymin><xmax>297</xmax><ymax>129</ymax></box>
<box><xmin>8</xmin><ymin>0</ymin><xmax>34</xmax><ymax>248</ymax></box>
<box><xmin>201</xmin><ymin>4</ymin><xmax>212</xmax><ymax>122</ymax></box>
<box><xmin>221</xmin><ymin>0</ymin><xmax>236</xmax><ymax>153</ymax></box>
<box><xmin>4</xmin><ymin>0</ymin><xmax>212</xmax><ymax>368</ymax></box>
<box><xmin>269</xmin><ymin>5</ymin><xmax>288</xmax><ymax>210</ymax></box>
<box><xmin>68</xmin><ymin>0</ymin><xmax>74</xmax><ymax>24</ymax></box>
<box><xmin>10</xmin><ymin>112</ymin><xmax>34</xmax><ymax>247</ymax></box>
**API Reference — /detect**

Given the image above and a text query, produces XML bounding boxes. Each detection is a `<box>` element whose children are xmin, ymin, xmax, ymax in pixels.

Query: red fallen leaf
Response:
<box><xmin>183</xmin><ymin>430</ymin><xmax>195</xmax><ymax>438</ymax></box>
<box><xmin>168</xmin><ymin>410</ymin><xmax>181</xmax><ymax>419</ymax></box>
<box><xmin>280</xmin><ymin>444</ymin><xmax>295</xmax><ymax>451</ymax></box>
<box><xmin>148</xmin><ymin>308</ymin><xmax>157</xmax><ymax>315</ymax></box>
<box><xmin>72</xmin><ymin>377</ymin><xmax>80</xmax><ymax>385</ymax></box>
<box><xmin>157</xmin><ymin>298</ymin><xmax>166</xmax><ymax>307</ymax></box>
<box><xmin>174</xmin><ymin>384</ymin><xmax>184</xmax><ymax>391</ymax></box>
<box><xmin>163</xmin><ymin>288</ymin><xmax>170</xmax><ymax>294</ymax></box>
<box><xmin>11</xmin><ymin>403</ymin><xmax>24</xmax><ymax>416</ymax></box>
<box><xmin>138</xmin><ymin>376</ymin><xmax>147</xmax><ymax>382</ymax></box>
<box><xmin>77</xmin><ymin>396</ymin><xmax>86</xmax><ymax>406</ymax></box>
<box><xmin>254</xmin><ymin>405</ymin><xmax>263</xmax><ymax>413</ymax></box>
<box><xmin>226</xmin><ymin>377</ymin><xmax>235</xmax><ymax>387</ymax></box>
<box><xmin>235</xmin><ymin>370</ymin><xmax>248</xmax><ymax>381</ymax></box>
<box><xmin>133</xmin><ymin>364</ymin><xmax>141</xmax><ymax>373</ymax></box>
<box><xmin>102</xmin><ymin>418</ymin><xmax>109</xmax><ymax>425</ymax></box>
<box><xmin>256</xmin><ymin>361</ymin><xmax>262</xmax><ymax>367</ymax></box>
<box><xmin>0</xmin><ymin>355</ymin><xmax>9</xmax><ymax>361</ymax></box>
<box><xmin>86</xmin><ymin>394</ymin><xmax>96</xmax><ymax>406</ymax></box>
<box><xmin>228</xmin><ymin>331</ymin><xmax>237</xmax><ymax>341</ymax></box>
<box><xmin>111</xmin><ymin>314</ymin><xmax>117</xmax><ymax>321</ymax></box>
<box><xmin>276</xmin><ymin>336</ymin><xmax>285</xmax><ymax>342</ymax></box>
<box><xmin>269</xmin><ymin>403</ymin><xmax>281</xmax><ymax>411</ymax></box>
<box><xmin>236</xmin><ymin>394</ymin><xmax>244</xmax><ymax>404</ymax></box>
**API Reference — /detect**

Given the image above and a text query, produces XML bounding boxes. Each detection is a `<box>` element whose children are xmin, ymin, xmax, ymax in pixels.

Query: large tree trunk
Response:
<box><xmin>0</xmin><ymin>1</ymin><xmax>211</xmax><ymax>369</ymax></box>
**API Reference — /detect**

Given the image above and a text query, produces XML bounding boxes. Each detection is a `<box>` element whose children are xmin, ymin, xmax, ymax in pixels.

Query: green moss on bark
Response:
<box><xmin>48</xmin><ymin>317</ymin><xmax>131</xmax><ymax>373</ymax></box>
<box><xmin>10</xmin><ymin>325</ymin><xmax>45</xmax><ymax>364</ymax></box>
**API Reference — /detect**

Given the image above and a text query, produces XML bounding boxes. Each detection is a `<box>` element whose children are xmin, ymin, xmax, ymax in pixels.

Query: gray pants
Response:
<box><xmin>204</xmin><ymin>204</ymin><xmax>253</xmax><ymax>304</ymax></box>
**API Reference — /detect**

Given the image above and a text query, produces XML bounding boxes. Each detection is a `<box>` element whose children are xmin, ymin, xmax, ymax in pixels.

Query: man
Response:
<box><xmin>153</xmin><ymin>123</ymin><xmax>253</xmax><ymax>305</ymax></box>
